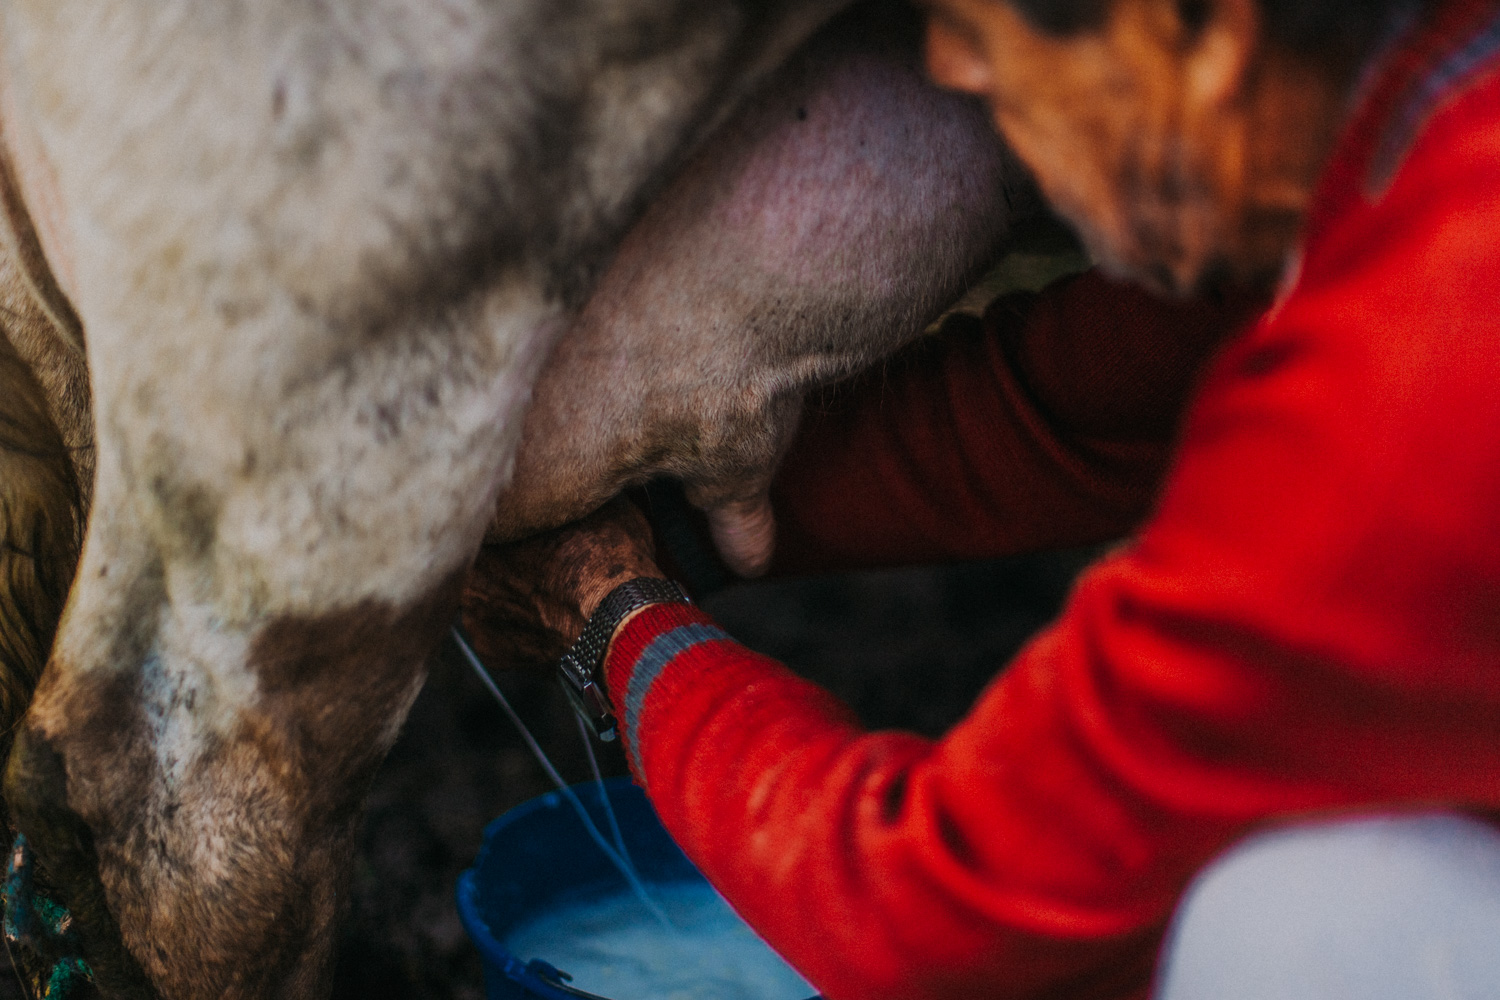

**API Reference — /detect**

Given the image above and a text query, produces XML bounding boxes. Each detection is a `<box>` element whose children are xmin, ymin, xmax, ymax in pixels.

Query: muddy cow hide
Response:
<box><xmin>0</xmin><ymin>0</ymin><xmax>1032</xmax><ymax>996</ymax></box>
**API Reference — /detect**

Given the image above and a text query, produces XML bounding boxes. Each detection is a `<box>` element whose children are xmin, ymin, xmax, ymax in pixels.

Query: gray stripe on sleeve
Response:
<box><xmin>623</xmin><ymin>623</ymin><xmax>730</xmax><ymax>771</ymax></box>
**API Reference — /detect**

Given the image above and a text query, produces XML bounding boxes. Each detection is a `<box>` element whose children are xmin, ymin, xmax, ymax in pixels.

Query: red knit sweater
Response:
<box><xmin>604</xmin><ymin>4</ymin><xmax>1500</xmax><ymax>998</ymax></box>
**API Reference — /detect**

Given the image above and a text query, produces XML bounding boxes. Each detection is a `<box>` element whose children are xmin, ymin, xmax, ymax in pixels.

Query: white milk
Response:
<box><xmin>504</xmin><ymin>881</ymin><xmax>816</xmax><ymax>1000</ymax></box>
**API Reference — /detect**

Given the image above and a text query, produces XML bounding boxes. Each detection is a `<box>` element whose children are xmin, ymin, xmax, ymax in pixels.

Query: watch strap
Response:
<box><xmin>558</xmin><ymin>577</ymin><xmax>691</xmax><ymax>741</ymax></box>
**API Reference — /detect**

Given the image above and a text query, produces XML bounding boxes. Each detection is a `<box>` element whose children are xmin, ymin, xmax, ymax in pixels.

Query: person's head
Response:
<box><xmin>922</xmin><ymin>0</ymin><xmax>1424</xmax><ymax>294</ymax></box>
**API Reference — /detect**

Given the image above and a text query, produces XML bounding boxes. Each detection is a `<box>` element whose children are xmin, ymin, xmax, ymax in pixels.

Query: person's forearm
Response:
<box><xmin>602</xmin><ymin>601</ymin><xmax>1161</xmax><ymax>1000</ymax></box>
<box><xmin>769</xmin><ymin>269</ymin><xmax>1261</xmax><ymax>574</ymax></box>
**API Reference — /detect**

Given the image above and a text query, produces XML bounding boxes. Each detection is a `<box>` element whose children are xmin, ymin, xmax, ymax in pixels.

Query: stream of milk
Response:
<box><xmin>504</xmin><ymin>881</ymin><xmax>815</xmax><ymax>1000</ymax></box>
<box><xmin>454</xmin><ymin>629</ymin><xmax>672</xmax><ymax>927</ymax></box>
<box><xmin>456</xmin><ymin>627</ymin><xmax>814</xmax><ymax>998</ymax></box>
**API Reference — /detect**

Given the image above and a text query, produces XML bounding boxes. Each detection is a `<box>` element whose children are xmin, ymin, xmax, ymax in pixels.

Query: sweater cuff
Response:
<box><xmin>604</xmin><ymin>601</ymin><xmax>729</xmax><ymax>783</ymax></box>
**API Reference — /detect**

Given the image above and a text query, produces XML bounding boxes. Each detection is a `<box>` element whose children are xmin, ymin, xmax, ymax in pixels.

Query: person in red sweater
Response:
<box><xmin>464</xmin><ymin>0</ymin><xmax>1500</xmax><ymax>996</ymax></box>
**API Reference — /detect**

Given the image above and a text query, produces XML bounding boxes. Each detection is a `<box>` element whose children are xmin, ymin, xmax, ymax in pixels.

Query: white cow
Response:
<box><xmin>0</xmin><ymin>0</ymin><xmax>1034</xmax><ymax>996</ymax></box>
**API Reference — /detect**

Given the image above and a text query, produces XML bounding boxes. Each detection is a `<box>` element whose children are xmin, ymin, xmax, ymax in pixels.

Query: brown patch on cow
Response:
<box><xmin>250</xmin><ymin>571</ymin><xmax>463</xmax><ymax>793</ymax></box>
<box><xmin>7</xmin><ymin>573</ymin><xmax>463</xmax><ymax>999</ymax></box>
<box><xmin>145</xmin><ymin>571</ymin><xmax>470</xmax><ymax>996</ymax></box>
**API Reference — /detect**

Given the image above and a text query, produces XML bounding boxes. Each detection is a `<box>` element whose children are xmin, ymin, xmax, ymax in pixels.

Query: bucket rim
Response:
<box><xmin>455</xmin><ymin>777</ymin><xmax>821</xmax><ymax>1000</ymax></box>
<box><xmin>457</xmin><ymin>868</ymin><xmax>610</xmax><ymax>1000</ymax></box>
<box><xmin>457</xmin><ymin>778</ymin><xmax>672</xmax><ymax>1000</ymax></box>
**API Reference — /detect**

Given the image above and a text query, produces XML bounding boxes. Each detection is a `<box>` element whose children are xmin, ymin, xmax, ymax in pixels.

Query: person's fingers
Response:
<box><xmin>460</xmin><ymin>494</ymin><xmax>663</xmax><ymax>670</ymax></box>
<box><xmin>460</xmin><ymin>544</ymin><xmax>571</xmax><ymax>670</ymax></box>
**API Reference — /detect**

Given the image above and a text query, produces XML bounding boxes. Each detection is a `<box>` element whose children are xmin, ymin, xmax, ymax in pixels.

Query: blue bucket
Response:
<box><xmin>456</xmin><ymin>777</ymin><xmax>819</xmax><ymax>1000</ymax></box>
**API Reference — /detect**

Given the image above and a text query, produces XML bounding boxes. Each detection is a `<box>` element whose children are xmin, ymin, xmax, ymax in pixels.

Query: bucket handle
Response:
<box><xmin>523</xmin><ymin>959</ymin><xmax>615</xmax><ymax>1000</ymax></box>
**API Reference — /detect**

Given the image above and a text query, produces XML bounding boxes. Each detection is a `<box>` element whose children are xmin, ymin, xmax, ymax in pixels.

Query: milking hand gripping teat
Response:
<box><xmin>558</xmin><ymin>578</ymin><xmax>693</xmax><ymax>742</ymax></box>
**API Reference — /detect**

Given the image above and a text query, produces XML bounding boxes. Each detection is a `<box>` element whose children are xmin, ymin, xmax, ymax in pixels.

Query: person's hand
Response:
<box><xmin>461</xmin><ymin>496</ymin><xmax>663</xmax><ymax>670</ymax></box>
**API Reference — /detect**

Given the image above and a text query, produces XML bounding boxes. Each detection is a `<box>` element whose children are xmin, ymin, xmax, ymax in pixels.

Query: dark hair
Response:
<box><xmin>1006</xmin><ymin>0</ymin><xmax>1426</xmax><ymax>54</ymax></box>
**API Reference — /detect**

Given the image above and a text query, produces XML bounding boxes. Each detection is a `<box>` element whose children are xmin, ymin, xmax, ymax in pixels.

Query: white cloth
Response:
<box><xmin>1155</xmin><ymin>813</ymin><xmax>1500</xmax><ymax>1000</ymax></box>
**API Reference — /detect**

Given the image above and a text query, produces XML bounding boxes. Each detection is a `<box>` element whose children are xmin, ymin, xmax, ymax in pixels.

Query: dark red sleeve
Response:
<box><xmin>769</xmin><ymin>268</ymin><xmax>1261</xmax><ymax>574</ymax></box>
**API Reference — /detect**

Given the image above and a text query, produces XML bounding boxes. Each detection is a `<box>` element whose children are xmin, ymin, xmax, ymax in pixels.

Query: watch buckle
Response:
<box><xmin>558</xmin><ymin>651</ymin><xmax>619</xmax><ymax>742</ymax></box>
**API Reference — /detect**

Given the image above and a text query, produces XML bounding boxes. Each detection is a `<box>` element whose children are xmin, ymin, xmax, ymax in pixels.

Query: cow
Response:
<box><xmin>0</xmin><ymin>0</ymin><xmax>1036</xmax><ymax>996</ymax></box>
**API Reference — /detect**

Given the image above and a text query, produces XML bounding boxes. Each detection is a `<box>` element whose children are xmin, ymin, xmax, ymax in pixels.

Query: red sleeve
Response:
<box><xmin>769</xmin><ymin>268</ymin><xmax>1260</xmax><ymax>575</ymax></box>
<box><xmin>603</xmin><ymin>61</ymin><xmax>1500</xmax><ymax>1000</ymax></box>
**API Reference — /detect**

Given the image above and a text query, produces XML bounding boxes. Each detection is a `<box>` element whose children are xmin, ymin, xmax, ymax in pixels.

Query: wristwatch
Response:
<box><xmin>558</xmin><ymin>577</ymin><xmax>691</xmax><ymax>741</ymax></box>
